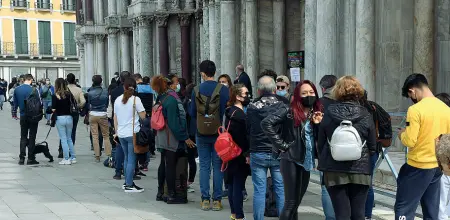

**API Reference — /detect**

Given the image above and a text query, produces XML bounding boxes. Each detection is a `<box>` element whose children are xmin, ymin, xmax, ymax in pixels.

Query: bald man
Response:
<box><xmin>234</xmin><ymin>64</ymin><xmax>253</xmax><ymax>99</ymax></box>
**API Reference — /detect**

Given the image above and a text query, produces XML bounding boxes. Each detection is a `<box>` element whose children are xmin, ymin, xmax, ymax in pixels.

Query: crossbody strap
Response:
<box><xmin>132</xmin><ymin>96</ymin><xmax>136</xmax><ymax>133</ymax></box>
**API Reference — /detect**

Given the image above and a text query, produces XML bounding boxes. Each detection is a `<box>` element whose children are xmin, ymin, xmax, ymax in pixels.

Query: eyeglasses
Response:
<box><xmin>277</xmin><ymin>86</ymin><xmax>286</xmax><ymax>90</ymax></box>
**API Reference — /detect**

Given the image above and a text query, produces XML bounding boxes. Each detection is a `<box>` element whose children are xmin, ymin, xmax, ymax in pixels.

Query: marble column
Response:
<box><xmin>273</xmin><ymin>0</ymin><xmax>285</xmax><ymax>76</ymax></box>
<box><xmin>339</xmin><ymin>0</ymin><xmax>356</xmax><ymax>78</ymax></box>
<box><xmin>356</xmin><ymin>0</ymin><xmax>375</xmax><ymax>100</ymax></box>
<box><xmin>85</xmin><ymin>0</ymin><xmax>93</xmax><ymax>24</ymax></box>
<box><xmin>98</xmin><ymin>0</ymin><xmax>104</xmax><ymax>24</ymax></box>
<box><xmin>413</xmin><ymin>0</ymin><xmax>434</xmax><ymax>87</ymax></box>
<box><xmin>209</xmin><ymin>0</ymin><xmax>216</xmax><ymax>64</ymax></box>
<box><xmin>77</xmin><ymin>42</ymin><xmax>85</xmax><ymax>89</ymax></box>
<box><xmin>220</xmin><ymin>0</ymin><xmax>236</xmax><ymax>76</ymax></box>
<box><xmin>85</xmin><ymin>35</ymin><xmax>94</xmax><ymax>87</ymax></box>
<box><xmin>96</xmin><ymin>35</ymin><xmax>106</xmax><ymax>80</ymax></box>
<box><xmin>107</xmin><ymin>28</ymin><xmax>119</xmax><ymax>82</ymax></box>
<box><xmin>120</xmin><ymin>29</ymin><xmax>131</xmax><ymax>72</ymax></box>
<box><xmin>180</xmin><ymin>14</ymin><xmax>192</xmax><ymax>83</ymax></box>
<box><xmin>139</xmin><ymin>16</ymin><xmax>154</xmax><ymax>77</ymax></box>
<box><xmin>315</xmin><ymin>0</ymin><xmax>337</xmax><ymax>84</ymax></box>
<box><xmin>215</xmin><ymin>0</ymin><xmax>221</xmax><ymax>74</ymax></box>
<box><xmin>157</xmin><ymin>15</ymin><xmax>170</xmax><ymax>76</ymax></box>
<box><xmin>108</xmin><ymin>0</ymin><xmax>116</xmax><ymax>15</ymax></box>
<box><xmin>304</xmin><ymin>0</ymin><xmax>316</xmax><ymax>82</ymax></box>
<box><xmin>157</xmin><ymin>0</ymin><xmax>166</xmax><ymax>11</ymax></box>
<box><xmin>117</xmin><ymin>0</ymin><xmax>128</xmax><ymax>15</ymax></box>
<box><xmin>132</xmin><ymin>18</ymin><xmax>140</xmax><ymax>74</ymax></box>
<box><xmin>245</xmin><ymin>0</ymin><xmax>258</xmax><ymax>85</ymax></box>
<box><xmin>76</xmin><ymin>0</ymin><xmax>82</xmax><ymax>24</ymax></box>
<box><xmin>202</xmin><ymin>4</ymin><xmax>209</xmax><ymax>61</ymax></box>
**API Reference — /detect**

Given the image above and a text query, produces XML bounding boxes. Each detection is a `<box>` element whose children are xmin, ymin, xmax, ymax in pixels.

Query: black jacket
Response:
<box><xmin>224</xmin><ymin>106</ymin><xmax>250</xmax><ymax>177</ymax></box>
<box><xmin>317</xmin><ymin>101</ymin><xmax>377</xmax><ymax>175</ymax></box>
<box><xmin>234</xmin><ymin>72</ymin><xmax>253</xmax><ymax>99</ymax></box>
<box><xmin>247</xmin><ymin>94</ymin><xmax>289</xmax><ymax>154</ymax></box>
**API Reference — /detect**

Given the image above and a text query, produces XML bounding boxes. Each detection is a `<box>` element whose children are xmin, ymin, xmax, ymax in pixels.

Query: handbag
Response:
<box><xmin>132</xmin><ymin>96</ymin><xmax>149</xmax><ymax>154</ymax></box>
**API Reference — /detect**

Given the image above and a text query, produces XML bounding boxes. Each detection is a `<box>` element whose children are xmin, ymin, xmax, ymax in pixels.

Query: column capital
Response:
<box><xmin>172</xmin><ymin>0</ymin><xmax>180</xmax><ymax>10</ymax></box>
<box><xmin>178</xmin><ymin>13</ymin><xmax>192</xmax><ymax>27</ymax></box>
<box><xmin>96</xmin><ymin>34</ymin><xmax>106</xmax><ymax>41</ymax></box>
<box><xmin>107</xmin><ymin>28</ymin><xmax>120</xmax><ymax>35</ymax></box>
<box><xmin>84</xmin><ymin>35</ymin><xmax>94</xmax><ymax>43</ymax></box>
<box><xmin>195</xmin><ymin>9</ymin><xmax>203</xmax><ymax>23</ymax></box>
<box><xmin>76</xmin><ymin>41</ymin><xmax>85</xmax><ymax>49</ymax></box>
<box><xmin>156</xmin><ymin>14</ymin><xmax>170</xmax><ymax>27</ymax></box>
<box><xmin>120</xmin><ymin>28</ymin><xmax>132</xmax><ymax>35</ymax></box>
<box><xmin>131</xmin><ymin>18</ymin><xmax>140</xmax><ymax>30</ymax></box>
<box><xmin>138</xmin><ymin>16</ymin><xmax>154</xmax><ymax>27</ymax></box>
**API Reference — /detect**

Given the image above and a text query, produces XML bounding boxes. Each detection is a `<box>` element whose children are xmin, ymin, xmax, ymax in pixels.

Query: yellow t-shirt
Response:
<box><xmin>401</xmin><ymin>97</ymin><xmax>450</xmax><ymax>169</ymax></box>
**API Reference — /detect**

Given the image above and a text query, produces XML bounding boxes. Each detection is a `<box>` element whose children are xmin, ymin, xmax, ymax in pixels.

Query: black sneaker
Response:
<box><xmin>18</xmin><ymin>158</ymin><xmax>25</xmax><ymax>165</ymax></box>
<box><xmin>133</xmin><ymin>175</ymin><xmax>141</xmax><ymax>180</ymax></box>
<box><xmin>113</xmin><ymin>174</ymin><xmax>121</xmax><ymax>180</ymax></box>
<box><xmin>58</xmin><ymin>152</ymin><xmax>63</xmax><ymax>159</ymax></box>
<box><xmin>26</xmin><ymin>160</ymin><xmax>39</xmax><ymax>165</ymax></box>
<box><xmin>136</xmin><ymin>171</ymin><xmax>147</xmax><ymax>177</ymax></box>
<box><xmin>124</xmin><ymin>184</ymin><xmax>144</xmax><ymax>193</ymax></box>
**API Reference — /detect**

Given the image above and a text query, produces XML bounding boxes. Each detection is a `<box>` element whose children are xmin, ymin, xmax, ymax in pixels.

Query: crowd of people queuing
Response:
<box><xmin>3</xmin><ymin>59</ymin><xmax>450</xmax><ymax>220</ymax></box>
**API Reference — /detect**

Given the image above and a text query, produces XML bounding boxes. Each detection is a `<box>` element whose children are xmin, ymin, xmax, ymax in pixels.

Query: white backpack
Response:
<box><xmin>328</xmin><ymin>120</ymin><xmax>366</xmax><ymax>161</ymax></box>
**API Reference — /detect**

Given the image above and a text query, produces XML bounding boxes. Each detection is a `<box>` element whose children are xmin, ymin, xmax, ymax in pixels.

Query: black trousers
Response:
<box><xmin>327</xmin><ymin>183</ymin><xmax>369</xmax><ymax>220</ymax></box>
<box><xmin>187</xmin><ymin>136</ymin><xmax>197</xmax><ymax>182</ymax></box>
<box><xmin>58</xmin><ymin>114</ymin><xmax>79</xmax><ymax>151</ymax></box>
<box><xmin>279</xmin><ymin>159</ymin><xmax>310</xmax><ymax>220</ymax></box>
<box><xmin>227</xmin><ymin>171</ymin><xmax>246</xmax><ymax>219</ymax></box>
<box><xmin>19</xmin><ymin>118</ymin><xmax>39</xmax><ymax>160</ymax></box>
<box><xmin>158</xmin><ymin>150</ymin><xmax>179</xmax><ymax>195</ymax></box>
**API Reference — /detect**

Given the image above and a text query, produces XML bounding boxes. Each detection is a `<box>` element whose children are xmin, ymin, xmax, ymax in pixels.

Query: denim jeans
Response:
<box><xmin>0</xmin><ymin>94</ymin><xmax>4</xmax><ymax>108</ymax></box>
<box><xmin>43</xmin><ymin>100</ymin><xmax>52</xmax><ymax>120</ymax></box>
<box><xmin>56</xmin><ymin>115</ymin><xmax>75</xmax><ymax>160</ymax></box>
<box><xmin>197</xmin><ymin>135</ymin><xmax>223</xmax><ymax>201</ymax></box>
<box><xmin>365</xmin><ymin>152</ymin><xmax>379</xmax><ymax>218</ymax></box>
<box><xmin>119</xmin><ymin>136</ymin><xmax>136</xmax><ymax>186</ymax></box>
<box><xmin>320</xmin><ymin>172</ymin><xmax>336</xmax><ymax>220</ymax></box>
<box><xmin>115</xmin><ymin>142</ymin><xmax>124</xmax><ymax>176</ymax></box>
<box><xmin>250</xmin><ymin>152</ymin><xmax>284</xmax><ymax>220</ymax></box>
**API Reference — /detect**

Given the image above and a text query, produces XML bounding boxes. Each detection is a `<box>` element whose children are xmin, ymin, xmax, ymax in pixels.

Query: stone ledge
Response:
<box><xmin>374</xmin><ymin>169</ymin><xmax>397</xmax><ymax>190</ymax></box>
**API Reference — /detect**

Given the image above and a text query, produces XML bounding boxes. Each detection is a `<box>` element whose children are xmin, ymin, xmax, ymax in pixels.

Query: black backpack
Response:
<box><xmin>264</xmin><ymin>177</ymin><xmax>279</xmax><ymax>217</ymax></box>
<box><xmin>25</xmin><ymin>87</ymin><xmax>43</xmax><ymax>123</ymax></box>
<box><xmin>367</xmin><ymin>101</ymin><xmax>392</xmax><ymax>148</ymax></box>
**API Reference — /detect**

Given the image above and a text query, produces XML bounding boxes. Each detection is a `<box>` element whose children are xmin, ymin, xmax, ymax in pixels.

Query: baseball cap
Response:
<box><xmin>276</xmin><ymin>75</ymin><xmax>290</xmax><ymax>85</ymax></box>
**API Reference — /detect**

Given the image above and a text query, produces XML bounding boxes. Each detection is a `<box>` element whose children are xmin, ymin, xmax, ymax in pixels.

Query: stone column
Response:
<box><xmin>76</xmin><ymin>0</ymin><xmax>82</xmax><ymax>24</ymax></box>
<box><xmin>157</xmin><ymin>0</ymin><xmax>166</xmax><ymax>11</ymax></box>
<box><xmin>96</xmin><ymin>35</ymin><xmax>106</xmax><ymax>79</ymax></box>
<box><xmin>120</xmin><ymin>29</ymin><xmax>131</xmax><ymax>72</ymax></box>
<box><xmin>139</xmin><ymin>16</ymin><xmax>154</xmax><ymax>77</ymax></box>
<box><xmin>186</xmin><ymin>0</ymin><xmax>194</xmax><ymax>10</ymax></box>
<box><xmin>85</xmin><ymin>35</ymin><xmax>94</xmax><ymax>87</ymax></box>
<box><xmin>157</xmin><ymin>14</ymin><xmax>170</xmax><ymax>76</ymax></box>
<box><xmin>77</xmin><ymin>41</ymin><xmax>85</xmax><ymax>89</ymax></box>
<box><xmin>202</xmin><ymin>4</ymin><xmax>209</xmax><ymax>61</ymax></box>
<box><xmin>107</xmin><ymin>28</ymin><xmax>120</xmax><ymax>82</ymax></box>
<box><xmin>245</xmin><ymin>0</ymin><xmax>258</xmax><ymax>86</ymax></box>
<box><xmin>220</xmin><ymin>0</ymin><xmax>236</xmax><ymax>76</ymax></box>
<box><xmin>315</xmin><ymin>0</ymin><xmax>337</xmax><ymax>84</ymax></box>
<box><xmin>108</xmin><ymin>0</ymin><xmax>116</xmax><ymax>15</ymax></box>
<box><xmin>98</xmin><ymin>0</ymin><xmax>104</xmax><ymax>24</ymax></box>
<box><xmin>179</xmin><ymin>14</ymin><xmax>192</xmax><ymax>83</ymax></box>
<box><xmin>209</xmin><ymin>0</ymin><xmax>216</xmax><ymax>64</ymax></box>
<box><xmin>215</xmin><ymin>0</ymin><xmax>221</xmax><ymax>74</ymax></box>
<box><xmin>132</xmin><ymin>18</ymin><xmax>140</xmax><ymax>74</ymax></box>
<box><xmin>304</xmin><ymin>0</ymin><xmax>316</xmax><ymax>82</ymax></box>
<box><xmin>356</xmin><ymin>0</ymin><xmax>375</xmax><ymax>100</ymax></box>
<box><xmin>413</xmin><ymin>0</ymin><xmax>434</xmax><ymax>87</ymax></box>
<box><xmin>273</xmin><ymin>0</ymin><xmax>285</xmax><ymax>76</ymax></box>
<box><xmin>117</xmin><ymin>0</ymin><xmax>128</xmax><ymax>15</ymax></box>
<box><xmin>85</xmin><ymin>0</ymin><xmax>93</xmax><ymax>24</ymax></box>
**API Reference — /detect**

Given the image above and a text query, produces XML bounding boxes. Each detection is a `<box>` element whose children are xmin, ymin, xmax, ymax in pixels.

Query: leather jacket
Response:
<box><xmin>317</xmin><ymin>101</ymin><xmax>377</xmax><ymax>175</ymax></box>
<box><xmin>261</xmin><ymin>103</ymin><xmax>318</xmax><ymax>164</ymax></box>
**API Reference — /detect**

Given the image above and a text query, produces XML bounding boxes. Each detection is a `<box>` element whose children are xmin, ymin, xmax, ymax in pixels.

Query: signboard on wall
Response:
<box><xmin>287</xmin><ymin>51</ymin><xmax>304</xmax><ymax>69</ymax></box>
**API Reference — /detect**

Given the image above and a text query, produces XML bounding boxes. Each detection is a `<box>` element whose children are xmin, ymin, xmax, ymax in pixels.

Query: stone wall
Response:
<box><xmin>435</xmin><ymin>0</ymin><xmax>450</xmax><ymax>94</ymax></box>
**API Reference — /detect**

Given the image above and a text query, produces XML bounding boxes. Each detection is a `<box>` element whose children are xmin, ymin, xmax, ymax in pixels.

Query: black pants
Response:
<box><xmin>19</xmin><ymin>118</ymin><xmax>39</xmax><ymax>160</ymax></box>
<box><xmin>394</xmin><ymin>163</ymin><xmax>442</xmax><ymax>220</ymax></box>
<box><xmin>58</xmin><ymin>114</ymin><xmax>79</xmax><ymax>151</ymax></box>
<box><xmin>279</xmin><ymin>159</ymin><xmax>310</xmax><ymax>220</ymax></box>
<box><xmin>158</xmin><ymin>150</ymin><xmax>179</xmax><ymax>195</ymax></box>
<box><xmin>327</xmin><ymin>183</ymin><xmax>369</xmax><ymax>220</ymax></box>
<box><xmin>187</xmin><ymin>136</ymin><xmax>197</xmax><ymax>182</ymax></box>
<box><xmin>135</xmin><ymin>153</ymin><xmax>147</xmax><ymax>173</ymax></box>
<box><xmin>227</xmin><ymin>172</ymin><xmax>246</xmax><ymax>219</ymax></box>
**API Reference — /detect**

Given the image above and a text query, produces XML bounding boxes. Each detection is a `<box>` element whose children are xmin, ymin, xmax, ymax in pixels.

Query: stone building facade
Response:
<box><xmin>76</xmin><ymin>0</ymin><xmax>449</xmax><ymax>112</ymax></box>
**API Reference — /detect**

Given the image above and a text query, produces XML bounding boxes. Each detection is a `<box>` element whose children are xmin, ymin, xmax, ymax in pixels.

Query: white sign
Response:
<box><xmin>290</xmin><ymin>68</ymin><xmax>301</xmax><ymax>82</ymax></box>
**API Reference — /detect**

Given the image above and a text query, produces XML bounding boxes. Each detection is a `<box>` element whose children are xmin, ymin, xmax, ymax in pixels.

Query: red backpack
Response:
<box><xmin>214</xmin><ymin>110</ymin><xmax>242</xmax><ymax>171</ymax></box>
<box><xmin>151</xmin><ymin>95</ymin><xmax>170</xmax><ymax>130</ymax></box>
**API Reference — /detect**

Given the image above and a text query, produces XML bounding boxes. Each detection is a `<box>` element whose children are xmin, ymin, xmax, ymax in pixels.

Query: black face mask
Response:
<box><xmin>301</xmin><ymin>96</ymin><xmax>316</xmax><ymax>108</ymax></box>
<box><xmin>242</xmin><ymin>96</ymin><xmax>251</xmax><ymax>107</ymax></box>
<box><xmin>411</xmin><ymin>98</ymin><xmax>418</xmax><ymax>104</ymax></box>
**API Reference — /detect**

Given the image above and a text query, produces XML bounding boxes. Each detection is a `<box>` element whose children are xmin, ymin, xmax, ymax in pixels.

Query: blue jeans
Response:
<box><xmin>43</xmin><ymin>100</ymin><xmax>52</xmax><ymax>120</ymax></box>
<box><xmin>250</xmin><ymin>152</ymin><xmax>284</xmax><ymax>220</ymax></box>
<box><xmin>365</xmin><ymin>152</ymin><xmax>379</xmax><ymax>218</ymax></box>
<box><xmin>197</xmin><ymin>135</ymin><xmax>223</xmax><ymax>201</ymax></box>
<box><xmin>320</xmin><ymin>172</ymin><xmax>336</xmax><ymax>220</ymax></box>
<box><xmin>56</xmin><ymin>115</ymin><xmax>75</xmax><ymax>160</ymax></box>
<box><xmin>115</xmin><ymin>142</ymin><xmax>124</xmax><ymax>176</ymax></box>
<box><xmin>119</xmin><ymin>136</ymin><xmax>136</xmax><ymax>186</ymax></box>
<box><xmin>0</xmin><ymin>94</ymin><xmax>5</xmax><ymax>108</ymax></box>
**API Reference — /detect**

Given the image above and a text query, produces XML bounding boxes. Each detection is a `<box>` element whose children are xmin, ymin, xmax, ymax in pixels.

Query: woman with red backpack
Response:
<box><xmin>222</xmin><ymin>84</ymin><xmax>251</xmax><ymax>220</ymax></box>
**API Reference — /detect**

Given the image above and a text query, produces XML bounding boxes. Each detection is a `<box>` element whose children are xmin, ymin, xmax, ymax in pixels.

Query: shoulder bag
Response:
<box><xmin>132</xmin><ymin>96</ymin><xmax>150</xmax><ymax>154</ymax></box>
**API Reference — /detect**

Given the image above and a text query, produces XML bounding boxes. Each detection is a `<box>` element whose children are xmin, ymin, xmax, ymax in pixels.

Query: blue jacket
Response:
<box><xmin>14</xmin><ymin>84</ymin><xmax>37</xmax><ymax>116</ymax></box>
<box><xmin>0</xmin><ymin>81</ymin><xmax>7</xmax><ymax>95</ymax></box>
<box><xmin>88</xmin><ymin>86</ymin><xmax>109</xmax><ymax>112</ymax></box>
<box><xmin>39</xmin><ymin>85</ymin><xmax>54</xmax><ymax>101</ymax></box>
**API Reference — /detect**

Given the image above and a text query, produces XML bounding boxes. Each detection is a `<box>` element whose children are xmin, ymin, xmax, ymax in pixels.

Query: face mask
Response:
<box><xmin>301</xmin><ymin>96</ymin><xmax>316</xmax><ymax>108</ymax></box>
<box><xmin>176</xmin><ymin>84</ymin><xmax>181</xmax><ymax>92</ymax></box>
<box><xmin>276</xmin><ymin>90</ymin><xmax>287</xmax><ymax>97</ymax></box>
<box><xmin>242</xmin><ymin>96</ymin><xmax>251</xmax><ymax>106</ymax></box>
<box><xmin>411</xmin><ymin>98</ymin><xmax>418</xmax><ymax>104</ymax></box>
<box><xmin>221</xmin><ymin>83</ymin><xmax>229</xmax><ymax>87</ymax></box>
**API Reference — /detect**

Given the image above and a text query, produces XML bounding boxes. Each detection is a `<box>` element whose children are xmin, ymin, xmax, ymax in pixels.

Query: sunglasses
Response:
<box><xmin>277</xmin><ymin>86</ymin><xmax>286</xmax><ymax>90</ymax></box>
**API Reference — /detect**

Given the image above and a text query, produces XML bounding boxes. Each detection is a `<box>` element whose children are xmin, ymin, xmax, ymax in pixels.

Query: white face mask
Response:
<box><xmin>176</xmin><ymin>84</ymin><xmax>181</xmax><ymax>92</ymax></box>
<box><xmin>221</xmin><ymin>83</ymin><xmax>229</xmax><ymax>87</ymax></box>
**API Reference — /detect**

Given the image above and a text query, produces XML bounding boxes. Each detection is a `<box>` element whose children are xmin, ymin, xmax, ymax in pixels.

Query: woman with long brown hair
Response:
<box><xmin>261</xmin><ymin>80</ymin><xmax>323</xmax><ymax>220</ymax></box>
<box><xmin>113</xmin><ymin>77</ymin><xmax>147</xmax><ymax>193</ymax></box>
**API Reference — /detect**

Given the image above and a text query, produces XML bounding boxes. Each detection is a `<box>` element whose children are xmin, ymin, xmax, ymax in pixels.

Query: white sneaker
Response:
<box><xmin>59</xmin><ymin>159</ymin><xmax>71</xmax><ymax>165</ymax></box>
<box><xmin>70</xmin><ymin>158</ymin><xmax>77</xmax><ymax>164</ymax></box>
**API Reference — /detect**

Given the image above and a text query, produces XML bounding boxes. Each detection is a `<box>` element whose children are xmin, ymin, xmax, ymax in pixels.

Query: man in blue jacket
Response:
<box><xmin>14</xmin><ymin>74</ymin><xmax>40</xmax><ymax>165</ymax></box>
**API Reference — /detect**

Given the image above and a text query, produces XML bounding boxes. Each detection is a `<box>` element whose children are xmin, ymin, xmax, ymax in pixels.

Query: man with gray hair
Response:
<box><xmin>247</xmin><ymin>76</ymin><xmax>288</xmax><ymax>220</ymax></box>
<box><xmin>234</xmin><ymin>64</ymin><xmax>253</xmax><ymax>98</ymax></box>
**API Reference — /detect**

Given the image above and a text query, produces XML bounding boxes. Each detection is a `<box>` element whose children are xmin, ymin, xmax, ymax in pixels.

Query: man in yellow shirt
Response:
<box><xmin>395</xmin><ymin>73</ymin><xmax>450</xmax><ymax>220</ymax></box>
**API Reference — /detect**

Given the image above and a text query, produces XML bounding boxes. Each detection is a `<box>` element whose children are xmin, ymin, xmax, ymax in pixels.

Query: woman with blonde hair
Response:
<box><xmin>52</xmin><ymin>78</ymin><xmax>77</xmax><ymax>165</ymax></box>
<box><xmin>317</xmin><ymin>76</ymin><xmax>377</xmax><ymax>220</ymax></box>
